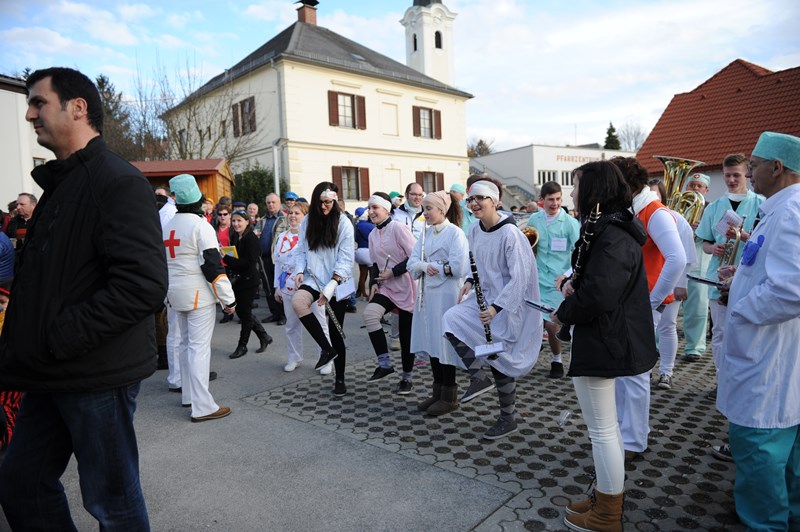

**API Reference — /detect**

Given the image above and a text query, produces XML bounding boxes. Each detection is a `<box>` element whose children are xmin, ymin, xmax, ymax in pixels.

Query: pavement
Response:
<box><xmin>1</xmin><ymin>298</ymin><xmax>742</xmax><ymax>531</ymax></box>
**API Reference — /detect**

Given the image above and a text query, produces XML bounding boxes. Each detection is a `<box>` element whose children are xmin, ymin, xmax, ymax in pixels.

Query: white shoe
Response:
<box><xmin>390</xmin><ymin>338</ymin><xmax>401</xmax><ymax>351</ymax></box>
<box><xmin>284</xmin><ymin>361</ymin><xmax>298</xmax><ymax>372</ymax></box>
<box><xmin>319</xmin><ymin>361</ymin><xmax>333</xmax><ymax>375</ymax></box>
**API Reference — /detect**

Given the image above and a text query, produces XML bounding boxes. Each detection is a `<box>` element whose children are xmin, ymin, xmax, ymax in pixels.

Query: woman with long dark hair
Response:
<box><xmin>409</xmin><ymin>191</ymin><xmax>470</xmax><ymax>415</ymax></box>
<box><xmin>223</xmin><ymin>210</ymin><xmax>273</xmax><ymax>359</ymax></box>
<box><xmin>550</xmin><ymin>161</ymin><xmax>657</xmax><ymax>530</ymax></box>
<box><xmin>291</xmin><ymin>182</ymin><xmax>355</xmax><ymax>396</ymax></box>
<box><xmin>361</xmin><ymin>192</ymin><xmax>417</xmax><ymax>394</ymax></box>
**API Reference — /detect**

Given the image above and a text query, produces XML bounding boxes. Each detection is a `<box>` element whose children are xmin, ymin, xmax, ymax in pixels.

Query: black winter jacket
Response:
<box><xmin>556</xmin><ymin>211</ymin><xmax>657</xmax><ymax>377</ymax></box>
<box><xmin>0</xmin><ymin>137</ymin><xmax>168</xmax><ymax>391</ymax></box>
<box><xmin>223</xmin><ymin>230</ymin><xmax>261</xmax><ymax>290</ymax></box>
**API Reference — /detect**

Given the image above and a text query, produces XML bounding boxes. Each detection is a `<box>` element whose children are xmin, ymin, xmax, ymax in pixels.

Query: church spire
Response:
<box><xmin>401</xmin><ymin>1</ymin><xmax>456</xmax><ymax>85</ymax></box>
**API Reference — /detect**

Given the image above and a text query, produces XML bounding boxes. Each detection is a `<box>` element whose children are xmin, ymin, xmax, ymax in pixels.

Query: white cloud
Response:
<box><xmin>242</xmin><ymin>1</ymin><xmax>296</xmax><ymax>23</ymax></box>
<box><xmin>0</xmin><ymin>26</ymin><xmax>127</xmax><ymax>71</ymax></box>
<box><xmin>51</xmin><ymin>1</ymin><xmax>138</xmax><ymax>46</ymax></box>
<box><xmin>118</xmin><ymin>3</ymin><xmax>157</xmax><ymax>21</ymax></box>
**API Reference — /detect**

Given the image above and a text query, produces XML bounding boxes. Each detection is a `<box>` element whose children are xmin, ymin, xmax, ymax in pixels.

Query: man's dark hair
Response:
<box><xmin>574</xmin><ymin>161</ymin><xmax>632</xmax><ymax>216</ymax></box>
<box><xmin>609</xmin><ymin>156</ymin><xmax>649</xmax><ymax>193</ymax></box>
<box><xmin>540</xmin><ymin>181</ymin><xmax>562</xmax><ymax>198</ymax></box>
<box><xmin>26</xmin><ymin>67</ymin><xmax>104</xmax><ymax>134</ymax></box>
<box><xmin>17</xmin><ymin>193</ymin><xmax>38</xmax><ymax>205</ymax></box>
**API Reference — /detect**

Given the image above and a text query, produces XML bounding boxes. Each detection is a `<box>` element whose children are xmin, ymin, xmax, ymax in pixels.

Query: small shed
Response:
<box><xmin>130</xmin><ymin>159</ymin><xmax>234</xmax><ymax>204</ymax></box>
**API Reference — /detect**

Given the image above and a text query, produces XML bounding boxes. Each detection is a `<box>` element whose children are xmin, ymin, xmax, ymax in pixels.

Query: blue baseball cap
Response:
<box><xmin>285</xmin><ymin>191</ymin><xmax>299</xmax><ymax>200</ymax></box>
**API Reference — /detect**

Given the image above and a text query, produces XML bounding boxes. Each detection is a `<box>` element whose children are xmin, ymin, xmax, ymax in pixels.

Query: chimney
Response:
<box><xmin>297</xmin><ymin>0</ymin><xmax>318</xmax><ymax>25</ymax></box>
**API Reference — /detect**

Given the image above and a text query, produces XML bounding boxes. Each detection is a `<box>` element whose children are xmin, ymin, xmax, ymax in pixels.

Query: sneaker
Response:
<box><xmin>368</xmin><ymin>366</ymin><xmax>396</xmax><ymax>382</ymax></box>
<box><xmin>395</xmin><ymin>379</ymin><xmax>413</xmax><ymax>395</ymax></box>
<box><xmin>483</xmin><ymin>416</ymin><xmax>518</xmax><ymax>440</ymax></box>
<box><xmin>706</xmin><ymin>387</ymin><xmax>718</xmax><ymax>400</ymax></box>
<box><xmin>682</xmin><ymin>353</ymin><xmax>700</xmax><ymax>362</ymax></box>
<box><xmin>390</xmin><ymin>338</ymin><xmax>401</xmax><ymax>351</ymax></box>
<box><xmin>319</xmin><ymin>362</ymin><xmax>333</xmax><ymax>375</ymax></box>
<box><xmin>284</xmin><ymin>361</ymin><xmax>298</xmax><ymax>372</ymax></box>
<box><xmin>191</xmin><ymin>406</ymin><xmax>232</xmax><ymax>423</ymax></box>
<box><xmin>334</xmin><ymin>379</ymin><xmax>347</xmax><ymax>397</ymax></box>
<box><xmin>460</xmin><ymin>376</ymin><xmax>495</xmax><ymax>403</ymax></box>
<box><xmin>657</xmin><ymin>374</ymin><xmax>672</xmax><ymax>390</ymax></box>
<box><xmin>314</xmin><ymin>350</ymin><xmax>337</xmax><ymax>370</ymax></box>
<box><xmin>346</xmin><ymin>305</ymin><xmax>358</xmax><ymax>314</ymax></box>
<box><xmin>711</xmin><ymin>444</ymin><xmax>734</xmax><ymax>462</ymax></box>
<box><xmin>548</xmin><ymin>361</ymin><xmax>564</xmax><ymax>378</ymax></box>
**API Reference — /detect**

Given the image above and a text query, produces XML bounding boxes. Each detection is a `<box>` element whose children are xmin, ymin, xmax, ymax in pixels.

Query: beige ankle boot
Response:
<box><xmin>564</xmin><ymin>490</ymin><xmax>623</xmax><ymax>532</ymax></box>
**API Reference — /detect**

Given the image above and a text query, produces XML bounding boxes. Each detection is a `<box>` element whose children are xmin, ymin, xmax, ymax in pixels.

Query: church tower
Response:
<box><xmin>400</xmin><ymin>0</ymin><xmax>457</xmax><ymax>86</ymax></box>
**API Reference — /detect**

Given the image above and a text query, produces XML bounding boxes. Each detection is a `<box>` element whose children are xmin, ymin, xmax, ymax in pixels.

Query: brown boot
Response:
<box><xmin>417</xmin><ymin>383</ymin><xmax>442</xmax><ymax>412</ymax></box>
<box><xmin>564</xmin><ymin>490</ymin><xmax>623</xmax><ymax>532</ymax></box>
<box><xmin>565</xmin><ymin>490</ymin><xmax>594</xmax><ymax>515</ymax></box>
<box><xmin>426</xmin><ymin>385</ymin><xmax>459</xmax><ymax>416</ymax></box>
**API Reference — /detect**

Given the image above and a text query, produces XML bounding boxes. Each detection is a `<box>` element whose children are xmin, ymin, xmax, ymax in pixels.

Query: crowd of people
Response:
<box><xmin>0</xmin><ymin>66</ymin><xmax>797</xmax><ymax>532</ymax></box>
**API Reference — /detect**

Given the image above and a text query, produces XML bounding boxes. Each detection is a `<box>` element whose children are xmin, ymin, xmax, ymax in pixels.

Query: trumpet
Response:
<box><xmin>720</xmin><ymin>217</ymin><xmax>746</xmax><ymax>266</ymax></box>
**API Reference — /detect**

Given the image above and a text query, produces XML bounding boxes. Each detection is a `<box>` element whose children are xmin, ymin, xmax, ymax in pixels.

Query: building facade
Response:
<box><xmin>165</xmin><ymin>0</ymin><xmax>472</xmax><ymax>205</ymax></box>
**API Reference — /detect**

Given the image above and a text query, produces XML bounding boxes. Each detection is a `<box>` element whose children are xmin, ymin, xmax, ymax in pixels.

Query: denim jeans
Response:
<box><xmin>0</xmin><ymin>384</ymin><xmax>150</xmax><ymax>531</ymax></box>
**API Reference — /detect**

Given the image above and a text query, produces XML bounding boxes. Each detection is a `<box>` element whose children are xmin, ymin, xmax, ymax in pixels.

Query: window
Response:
<box><xmin>561</xmin><ymin>171</ymin><xmax>573</xmax><ymax>186</ymax></box>
<box><xmin>435</xmin><ymin>31</ymin><xmax>442</xmax><ymax>49</ymax></box>
<box><xmin>413</xmin><ymin>33</ymin><xmax>418</xmax><ymax>52</ymax></box>
<box><xmin>33</xmin><ymin>157</ymin><xmax>46</xmax><ymax>167</ymax></box>
<box><xmin>328</xmin><ymin>91</ymin><xmax>366</xmax><ymax>129</ymax></box>
<box><xmin>178</xmin><ymin>129</ymin><xmax>187</xmax><ymax>153</ymax></box>
<box><xmin>332</xmin><ymin>166</ymin><xmax>370</xmax><ymax>200</ymax></box>
<box><xmin>412</xmin><ymin>106</ymin><xmax>442</xmax><ymax>139</ymax></box>
<box><xmin>415</xmin><ymin>171</ymin><xmax>444</xmax><ymax>192</ymax></box>
<box><xmin>537</xmin><ymin>170</ymin><xmax>557</xmax><ymax>185</ymax></box>
<box><xmin>232</xmin><ymin>96</ymin><xmax>256</xmax><ymax>137</ymax></box>
<box><xmin>220</xmin><ymin>120</ymin><xmax>226</xmax><ymax>137</ymax></box>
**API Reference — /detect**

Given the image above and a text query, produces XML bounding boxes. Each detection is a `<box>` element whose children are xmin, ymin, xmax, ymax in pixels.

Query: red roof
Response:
<box><xmin>130</xmin><ymin>159</ymin><xmax>228</xmax><ymax>177</ymax></box>
<box><xmin>637</xmin><ymin>59</ymin><xmax>800</xmax><ymax>175</ymax></box>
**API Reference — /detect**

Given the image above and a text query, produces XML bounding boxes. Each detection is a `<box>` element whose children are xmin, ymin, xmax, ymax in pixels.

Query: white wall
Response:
<box><xmin>0</xmin><ymin>88</ymin><xmax>49</xmax><ymax>206</ymax></box>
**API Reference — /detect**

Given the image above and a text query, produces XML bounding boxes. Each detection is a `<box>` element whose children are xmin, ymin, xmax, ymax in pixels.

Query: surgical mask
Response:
<box><xmin>727</xmin><ymin>192</ymin><xmax>748</xmax><ymax>202</ymax></box>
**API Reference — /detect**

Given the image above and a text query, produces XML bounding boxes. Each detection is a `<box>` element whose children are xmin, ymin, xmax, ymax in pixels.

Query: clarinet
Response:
<box><xmin>557</xmin><ymin>203</ymin><xmax>601</xmax><ymax>342</ymax></box>
<box><xmin>469</xmin><ymin>251</ymin><xmax>495</xmax><ymax>346</ymax></box>
<box><xmin>307</xmin><ymin>268</ymin><xmax>346</xmax><ymax>340</ymax></box>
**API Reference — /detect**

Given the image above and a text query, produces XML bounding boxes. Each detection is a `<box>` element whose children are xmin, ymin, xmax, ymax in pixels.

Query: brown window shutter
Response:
<box><xmin>232</xmin><ymin>103</ymin><xmax>240</xmax><ymax>137</ymax></box>
<box><xmin>359</xmin><ymin>168</ymin><xmax>370</xmax><ymax>200</ymax></box>
<box><xmin>248</xmin><ymin>96</ymin><xmax>257</xmax><ymax>132</ymax></box>
<box><xmin>356</xmin><ymin>96</ymin><xmax>366</xmax><ymax>130</ymax></box>
<box><xmin>412</xmin><ymin>106</ymin><xmax>421</xmax><ymax>137</ymax></box>
<box><xmin>332</xmin><ymin>166</ymin><xmax>343</xmax><ymax>192</ymax></box>
<box><xmin>436</xmin><ymin>172</ymin><xmax>444</xmax><ymax>191</ymax></box>
<box><xmin>328</xmin><ymin>91</ymin><xmax>339</xmax><ymax>126</ymax></box>
<box><xmin>415</xmin><ymin>171</ymin><xmax>424</xmax><ymax>187</ymax></box>
<box><xmin>434</xmin><ymin>110</ymin><xmax>442</xmax><ymax>139</ymax></box>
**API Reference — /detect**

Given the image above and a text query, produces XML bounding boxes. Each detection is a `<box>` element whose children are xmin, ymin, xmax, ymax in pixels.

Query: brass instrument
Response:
<box><xmin>720</xmin><ymin>217</ymin><xmax>746</xmax><ymax>266</ymax></box>
<box><xmin>653</xmin><ymin>156</ymin><xmax>706</xmax><ymax>225</ymax></box>
<box><xmin>521</xmin><ymin>226</ymin><xmax>539</xmax><ymax>254</ymax></box>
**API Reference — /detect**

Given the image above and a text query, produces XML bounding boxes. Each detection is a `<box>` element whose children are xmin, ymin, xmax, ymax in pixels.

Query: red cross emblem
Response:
<box><xmin>164</xmin><ymin>230</ymin><xmax>181</xmax><ymax>258</ymax></box>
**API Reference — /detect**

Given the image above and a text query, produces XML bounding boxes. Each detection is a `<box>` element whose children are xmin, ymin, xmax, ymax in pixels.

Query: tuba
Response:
<box><xmin>653</xmin><ymin>156</ymin><xmax>706</xmax><ymax>225</ymax></box>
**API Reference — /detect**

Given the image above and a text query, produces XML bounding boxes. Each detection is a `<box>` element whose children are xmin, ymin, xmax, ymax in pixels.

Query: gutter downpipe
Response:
<box><xmin>271</xmin><ymin>58</ymin><xmax>285</xmax><ymax>194</ymax></box>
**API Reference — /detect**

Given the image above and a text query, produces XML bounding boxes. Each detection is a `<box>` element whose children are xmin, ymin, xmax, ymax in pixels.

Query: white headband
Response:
<box><xmin>467</xmin><ymin>181</ymin><xmax>500</xmax><ymax>202</ymax></box>
<box><xmin>367</xmin><ymin>195</ymin><xmax>392</xmax><ymax>212</ymax></box>
<box><xmin>320</xmin><ymin>189</ymin><xmax>338</xmax><ymax>201</ymax></box>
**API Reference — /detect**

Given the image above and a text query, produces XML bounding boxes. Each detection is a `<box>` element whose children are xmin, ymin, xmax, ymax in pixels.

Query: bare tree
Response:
<box><xmin>618</xmin><ymin>121</ymin><xmax>648</xmax><ymax>152</ymax></box>
<box><xmin>467</xmin><ymin>137</ymin><xmax>495</xmax><ymax>157</ymax></box>
<box><xmin>130</xmin><ymin>57</ymin><xmax>265</xmax><ymax>164</ymax></box>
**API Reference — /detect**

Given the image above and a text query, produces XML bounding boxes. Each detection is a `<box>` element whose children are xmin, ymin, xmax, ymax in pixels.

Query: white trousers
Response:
<box><xmin>176</xmin><ymin>304</ymin><xmax>219</xmax><ymax>418</ymax></box>
<box><xmin>573</xmin><ymin>376</ymin><xmax>625</xmax><ymax>494</ymax></box>
<box><xmin>709</xmin><ymin>299</ymin><xmax>728</xmax><ymax>371</ymax></box>
<box><xmin>615</xmin><ymin>309</ymin><xmax>658</xmax><ymax>452</ymax></box>
<box><xmin>166</xmin><ymin>304</ymin><xmax>181</xmax><ymax>388</ymax></box>
<box><xmin>280</xmin><ymin>287</ymin><xmax>329</xmax><ymax>364</ymax></box>
<box><xmin>657</xmin><ymin>300</ymin><xmax>680</xmax><ymax>376</ymax></box>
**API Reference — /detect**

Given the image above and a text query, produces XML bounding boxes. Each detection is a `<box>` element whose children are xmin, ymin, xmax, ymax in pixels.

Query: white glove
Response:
<box><xmin>413</xmin><ymin>261</ymin><xmax>429</xmax><ymax>274</ymax></box>
<box><xmin>322</xmin><ymin>280</ymin><xmax>337</xmax><ymax>301</ymax></box>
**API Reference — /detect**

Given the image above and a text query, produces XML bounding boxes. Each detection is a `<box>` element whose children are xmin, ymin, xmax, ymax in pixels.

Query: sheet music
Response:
<box><xmin>714</xmin><ymin>209</ymin><xmax>743</xmax><ymax>236</ymax></box>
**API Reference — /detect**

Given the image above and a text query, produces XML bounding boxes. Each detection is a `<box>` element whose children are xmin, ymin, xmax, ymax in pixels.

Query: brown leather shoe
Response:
<box><xmin>191</xmin><ymin>406</ymin><xmax>232</xmax><ymax>423</ymax></box>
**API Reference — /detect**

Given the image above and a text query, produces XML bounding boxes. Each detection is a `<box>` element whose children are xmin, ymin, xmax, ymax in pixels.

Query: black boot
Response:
<box><xmin>255</xmin><ymin>326</ymin><xmax>273</xmax><ymax>353</ymax></box>
<box><xmin>229</xmin><ymin>344</ymin><xmax>248</xmax><ymax>359</ymax></box>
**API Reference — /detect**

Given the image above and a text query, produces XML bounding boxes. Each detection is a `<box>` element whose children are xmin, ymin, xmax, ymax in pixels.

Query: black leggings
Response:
<box><xmin>367</xmin><ymin>293</ymin><xmax>414</xmax><ymax>373</ymax></box>
<box><xmin>429</xmin><ymin>357</ymin><xmax>457</xmax><ymax>386</ymax></box>
<box><xmin>297</xmin><ymin>285</ymin><xmax>348</xmax><ymax>377</ymax></box>
<box><xmin>233</xmin><ymin>282</ymin><xmax>267</xmax><ymax>347</ymax></box>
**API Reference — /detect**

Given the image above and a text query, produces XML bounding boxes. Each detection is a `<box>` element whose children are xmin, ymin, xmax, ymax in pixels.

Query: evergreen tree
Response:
<box><xmin>604</xmin><ymin>122</ymin><xmax>621</xmax><ymax>150</ymax></box>
<box><xmin>96</xmin><ymin>75</ymin><xmax>138</xmax><ymax>160</ymax></box>
<box><xmin>232</xmin><ymin>163</ymin><xmax>289</xmax><ymax>211</ymax></box>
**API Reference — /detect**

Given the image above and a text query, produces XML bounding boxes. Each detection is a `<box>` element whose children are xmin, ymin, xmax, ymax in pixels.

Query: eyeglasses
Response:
<box><xmin>408</xmin><ymin>192</ymin><xmax>424</xmax><ymax>198</ymax></box>
<box><xmin>218</xmin><ymin>212</ymin><xmax>230</xmax><ymax>216</ymax></box>
<box><xmin>466</xmin><ymin>195</ymin><xmax>490</xmax><ymax>203</ymax></box>
<box><xmin>320</xmin><ymin>200</ymin><xmax>334</xmax><ymax>206</ymax></box>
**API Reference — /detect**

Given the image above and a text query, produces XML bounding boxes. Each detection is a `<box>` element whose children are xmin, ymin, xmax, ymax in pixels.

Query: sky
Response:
<box><xmin>2</xmin><ymin>0</ymin><xmax>799</xmax><ymax>152</ymax></box>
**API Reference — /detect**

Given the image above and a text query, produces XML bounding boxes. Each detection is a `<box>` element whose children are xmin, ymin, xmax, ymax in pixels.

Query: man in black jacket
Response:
<box><xmin>0</xmin><ymin>67</ymin><xmax>167</xmax><ymax>530</ymax></box>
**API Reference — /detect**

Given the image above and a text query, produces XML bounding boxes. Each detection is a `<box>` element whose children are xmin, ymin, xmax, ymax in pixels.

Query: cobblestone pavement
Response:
<box><xmin>244</xmin><ymin>336</ymin><xmax>743</xmax><ymax>531</ymax></box>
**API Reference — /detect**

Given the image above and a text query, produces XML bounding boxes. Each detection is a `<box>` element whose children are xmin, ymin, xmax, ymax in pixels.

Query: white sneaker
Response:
<box><xmin>390</xmin><ymin>338</ymin><xmax>401</xmax><ymax>351</ymax></box>
<box><xmin>284</xmin><ymin>361</ymin><xmax>298</xmax><ymax>372</ymax></box>
<box><xmin>319</xmin><ymin>361</ymin><xmax>333</xmax><ymax>375</ymax></box>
